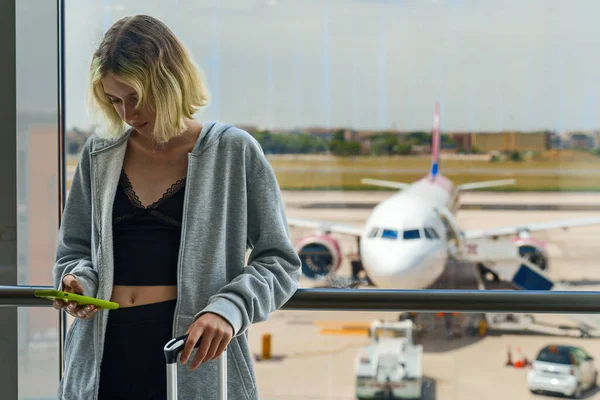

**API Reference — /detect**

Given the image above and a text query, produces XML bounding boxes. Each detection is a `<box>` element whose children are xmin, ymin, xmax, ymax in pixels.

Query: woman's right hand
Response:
<box><xmin>52</xmin><ymin>274</ymin><xmax>99</xmax><ymax>320</ymax></box>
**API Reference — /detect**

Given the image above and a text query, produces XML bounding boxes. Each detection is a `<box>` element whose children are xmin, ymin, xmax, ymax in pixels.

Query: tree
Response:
<box><xmin>330</xmin><ymin>140</ymin><xmax>361</xmax><ymax>156</ymax></box>
<box><xmin>371</xmin><ymin>133</ymin><xmax>400</xmax><ymax>155</ymax></box>
<box><xmin>509</xmin><ymin>150</ymin><xmax>523</xmax><ymax>162</ymax></box>
<box><xmin>332</xmin><ymin>129</ymin><xmax>346</xmax><ymax>142</ymax></box>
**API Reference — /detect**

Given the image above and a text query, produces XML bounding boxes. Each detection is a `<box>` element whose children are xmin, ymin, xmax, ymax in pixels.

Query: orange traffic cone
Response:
<box><xmin>505</xmin><ymin>345</ymin><xmax>513</xmax><ymax>367</ymax></box>
<box><xmin>514</xmin><ymin>347</ymin><xmax>525</xmax><ymax>368</ymax></box>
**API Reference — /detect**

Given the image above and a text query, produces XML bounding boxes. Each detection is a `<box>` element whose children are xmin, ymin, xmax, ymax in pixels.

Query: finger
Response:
<box><xmin>76</xmin><ymin>305</ymin><xmax>95</xmax><ymax>319</ymax></box>
<box><xmin>67</xmin><ymin>302</ymin><xmax>87</xmax><ymax>318</ymax></box>
<box><xmin>62</xmin><ymin>275</ymin><xmax>77</xmax><ymax>291</ymax></box>
<box><xmin>180</xmin><ymin>329</ymin><xmax>202</xmax><ymax>365</ymax></box>
<box><xmin>191</xmin><ymin>330</ymin><xmax>214</xmax><ymax>369</ymax></box>
<box><xmin>204</xmin><ymin>334</ymin><xmax>220</xmax><ymax>362</ymax></box>
<box><xmin>71</xmin><ymin>280</ymin><xmax>84</xmax><ymax>294</ymax></box>
<box><xmin>212</xmin><ymin>336</ymin><xmax>229</xmax><ymax>361</ymax></box>
<box><xmin>64</xmin><ymin>307</ymin><xmax>78</xmax><ymax>319</ymax></box>
<box><xmin>63</xmin><ymin>284</ymin><xmax>75</xmax><ymax>294</ymax></box>
<box><xmin>66</xmin><ymin>301</ymin><xmax>78</xmax><ymax>314</ymax></box>
<box><xmin>53</xmin><ymin>300</ymin><xmax>64</xmax><ymax>310</ymax></box>
<box><xmin>82</xmin><ymin>307</ymin><xmax>99</xmax><ymax>320</ymax></box>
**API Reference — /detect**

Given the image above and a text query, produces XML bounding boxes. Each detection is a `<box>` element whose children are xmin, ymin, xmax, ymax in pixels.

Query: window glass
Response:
<box><xmin>403</xmin><ymin>229</ymin><xmax>421</xmax><ymax>240</ymax></box>
<box><xmin>16</xmin><ymin>0</ymin><xmax>61</xmax><ymax>398</ymax></box>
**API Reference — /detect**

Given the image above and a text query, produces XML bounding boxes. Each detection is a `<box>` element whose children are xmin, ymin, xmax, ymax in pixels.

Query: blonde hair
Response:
<box><xmin>88</xmin><ymin>15</ymin><xmax>210</xmax><ymax>143</ymax></box>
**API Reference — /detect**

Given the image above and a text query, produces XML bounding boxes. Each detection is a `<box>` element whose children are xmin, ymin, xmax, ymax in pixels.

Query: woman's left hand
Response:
<box><xmin>180</xmin><ymin>312</ymin><xmax>234</xmax><ymax>370</ymax></box>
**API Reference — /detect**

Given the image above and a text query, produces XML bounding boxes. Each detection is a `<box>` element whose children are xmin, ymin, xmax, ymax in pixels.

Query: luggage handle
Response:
<box><xmin>164</xmin><ymin>334</ymin><xmax>228</xmax><ymax>400</ymax></box>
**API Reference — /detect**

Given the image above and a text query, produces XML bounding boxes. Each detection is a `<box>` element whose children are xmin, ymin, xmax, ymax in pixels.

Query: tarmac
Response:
<box><xmin>15</xmin><ymin>191</ymin><xmax>600</xmax><ymax>399</ymax></box>
<box><xmin>248</xmin><ymin>191</ymin><xmax>600</xmax><ymax>400</ymax></box>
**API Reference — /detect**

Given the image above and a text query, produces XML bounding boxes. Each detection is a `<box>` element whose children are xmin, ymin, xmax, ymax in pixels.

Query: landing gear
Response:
<box><xmin>519</xmin><ymin>245</ymin><xmax>548</xmax><ymax>271</ymax></box>
<box><xmin>477</xmin><ymin>263</ymin><xmax>500</xmax><ymax>283</ymax></box>
<box><xmin>351</xmin><ymin>259</ymin><xmax>374</xmax><ymax>286</ymax></box>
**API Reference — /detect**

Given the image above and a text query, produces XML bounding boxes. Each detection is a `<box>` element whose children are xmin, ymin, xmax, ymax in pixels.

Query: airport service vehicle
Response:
<box><xmin>527</xmin><ymin>345</ymin><xmax>598</xmax><ymax>398</ymax></box>
<box><xmin>289</xmin><ymin>102</ymin><xmax>600</xmax><ymax>335</ymax></box>
<box><xmin>355</xmin><ymin>320</ymin><xmax>422</xmax><ymax>400</ymax></box>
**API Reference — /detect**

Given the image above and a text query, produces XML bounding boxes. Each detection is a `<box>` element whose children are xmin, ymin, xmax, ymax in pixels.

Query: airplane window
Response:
<box><xmin>381</xmin><ymin>229</ymin><xmax>398</xmax><ymax>239</ymax></box>
<box><xmin>403</xmin><ymin>229</ymin><xmax>421</xmax><ymax>240</ymax></box>
<box><xmin>424</xmin><ymin>227</ymin><xmax>440</xmax><ymax>239</ymax></box>
<box><xmin>367</xmin><ymin>227</ymin><xmax>380</xmax><ymax>238</ymax></box>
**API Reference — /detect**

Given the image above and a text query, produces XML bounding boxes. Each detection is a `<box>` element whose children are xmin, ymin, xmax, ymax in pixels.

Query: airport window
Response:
<box><xmin>381</xmin><ymin>229</ymin><xmax>399</xmax><ymax>240</ymax></box>
<box><xmin>15</xmin><ymin>0</ymin><xmax>61</xmax><ymax>397</ymax></box>
<box><xmin>55</xmin><ymin>2</ymin><xmax>600</xmax><ymax>400</ymax></box>
<box><xmin>403</xmin><ymin>229</ymin><xmax>421</xmax><ymax>240</ymax></box>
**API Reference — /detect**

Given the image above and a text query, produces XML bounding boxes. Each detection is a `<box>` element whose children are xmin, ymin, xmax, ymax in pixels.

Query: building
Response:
<box><xmin>569</xmin><ymin>133</ymin><xmax>595</xmax><ymax>149</ymax></box>
<box><xmin>449</xmin><ymin>131</ymin><xmax>550</xmax><ymax>153</ymax></box>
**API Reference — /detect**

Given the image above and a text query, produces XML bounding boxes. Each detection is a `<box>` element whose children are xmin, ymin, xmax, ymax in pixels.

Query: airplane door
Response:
<box><xmin>436</xmin><ymin>208</ymin><xmax>464</xmax><ymax>255</ymax></box>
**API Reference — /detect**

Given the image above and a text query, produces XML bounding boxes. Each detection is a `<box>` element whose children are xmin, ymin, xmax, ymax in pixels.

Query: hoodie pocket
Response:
<box><xmin>64</xmin><ymin>318</ymin><xmax>80</xmax><ymax>350</ymax></box>
<box><xmin>60</xmin><ymin>318</ymin><xmax>98</xmax><ymax>399</ymax></box>
<box><xmin>229</xmin><ymin>335</ymin><xmax>257</xmax><ymax>398</ymax></box>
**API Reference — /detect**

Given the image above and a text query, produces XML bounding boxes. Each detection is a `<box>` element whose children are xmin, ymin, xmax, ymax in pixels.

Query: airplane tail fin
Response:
<box><xmin>431</xmin><ymin>101</ymin><xmax>441</xmax><ymax>177</ymax></box>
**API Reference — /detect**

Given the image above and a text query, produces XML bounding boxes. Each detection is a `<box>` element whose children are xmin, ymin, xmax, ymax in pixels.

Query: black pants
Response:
<box><xmin>98</xmin><ymin>299</ymin><xmax>176</xmax><ymax>400</ymax></box>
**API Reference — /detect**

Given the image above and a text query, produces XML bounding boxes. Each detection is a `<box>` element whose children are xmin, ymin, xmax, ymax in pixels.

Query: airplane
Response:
<box><xmin>288</xmin><ymin>102</ymin><xmax>600</xmax><ymax>295</ymax></box>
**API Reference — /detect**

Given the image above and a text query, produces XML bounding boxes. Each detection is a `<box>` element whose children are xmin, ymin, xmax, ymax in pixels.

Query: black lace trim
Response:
<box><xmin>120</xmin><ymin>169</ymin><xmax>186</xmax><ymax>209</ymax></box>
<box><xmin>149</xmin><ymin>210</ymin><xmax>182</xmax><ymax>228</ymax></box>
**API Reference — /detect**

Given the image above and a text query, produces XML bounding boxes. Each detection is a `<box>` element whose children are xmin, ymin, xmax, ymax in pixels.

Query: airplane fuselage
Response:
<box><xmin>359</xmin><ymin>174</ymin><xmax>459</xmax><ymax>289</ymax></box>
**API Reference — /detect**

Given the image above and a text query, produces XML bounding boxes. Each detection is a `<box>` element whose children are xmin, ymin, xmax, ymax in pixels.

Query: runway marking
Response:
<box><xmin>312</xmin><ymin>321</ymin><xmax>373</xmax><ymax>327</ymax></box>
<box><xmin>319</xmin><ymin>328</ymin><xmax>369</xmax><ymax>336</ymax></box>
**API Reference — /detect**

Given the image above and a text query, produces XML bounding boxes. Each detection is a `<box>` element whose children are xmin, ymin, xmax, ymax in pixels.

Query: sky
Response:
<box><xmin>16</xmin><ymin>0</ymin><xmax>600</xmax><ymax>132</ymax></box>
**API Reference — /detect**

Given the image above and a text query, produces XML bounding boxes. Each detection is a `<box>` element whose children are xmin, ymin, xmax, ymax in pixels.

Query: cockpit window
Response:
<box><xmin>367</xmin><ymin>227</ymin><xmax>380</xmax><ymax>238</ymax></box>
<box><xmin>403</xmin><ymin>229</ymin><xmax>421</xmax><ymax>240</ymax></box>
<box><xmin>424</xmin><ymin>227</ymin><xmax>440</xmax><ymax>239</ymax></box>
<box><xmin>381</xmin><ymin>229</ymin><xmax>398</xmax><ymax>240</ymax></box>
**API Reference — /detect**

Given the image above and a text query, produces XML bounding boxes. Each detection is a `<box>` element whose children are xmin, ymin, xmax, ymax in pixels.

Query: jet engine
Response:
<box><xmin>514</xmin><ymin>237</ymin><xmax>549</xmax><ymax>271</ymax></box>
<box><xmin>295</xmin><ymin>234</ymin><xmax>342</xmax><ymax>279</ymax></box>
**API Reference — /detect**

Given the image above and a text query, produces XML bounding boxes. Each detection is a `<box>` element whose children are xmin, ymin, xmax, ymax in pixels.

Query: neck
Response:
<box><xmin>133</xmin><ymin>119</ymin><xmax>202</xmax><ymax>153</ymax></box>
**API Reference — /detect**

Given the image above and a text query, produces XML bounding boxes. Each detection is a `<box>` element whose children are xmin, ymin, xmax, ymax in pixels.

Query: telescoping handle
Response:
<box><xmin>164</xmin><ymin>334</ymin><xmax>228</xmax><ymax>400</ymax></box>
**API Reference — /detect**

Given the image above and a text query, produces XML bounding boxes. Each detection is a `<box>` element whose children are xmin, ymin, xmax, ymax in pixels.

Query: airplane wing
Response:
<box><xmin>477</xmin><ymin>256</ymin><xmax>600</xmax><ymax>336</ymax></box>
<box><xmin>360</xmin><ymin>178</ymin><xmax>411</xmax><ymax>190</ymax></box>
<box><xmin>457</xmin><ymin>179</ymin><xmax>516</xmax><ymax>191</ymax></box>
<box><xmin>463</xmin><ymin>216</ymin><xmax>600</xmax><ymax>240</ymax></box>
<box><xmin>287</xmin><ymin>217</ymin><xmax>363</xmax><ymax>237</ymax></box>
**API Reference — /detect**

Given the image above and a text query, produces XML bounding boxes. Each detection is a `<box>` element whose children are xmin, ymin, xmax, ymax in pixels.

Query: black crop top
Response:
<box><xmin>112</xmin><ymin>170</ymin><xmax>185</xmax><ymax>286</ymax></box>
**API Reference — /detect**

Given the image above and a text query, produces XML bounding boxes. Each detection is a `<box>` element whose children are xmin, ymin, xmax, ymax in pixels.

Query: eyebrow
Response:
<box><xmin>104</xmin><ymin>91</ymin><xmax>138</xmax><ymax>98</ymax></box>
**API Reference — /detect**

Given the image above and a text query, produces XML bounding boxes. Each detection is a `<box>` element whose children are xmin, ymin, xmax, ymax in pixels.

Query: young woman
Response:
<box><xmin>52</xmin><ymin>14</ymin><xmax>300</xmax><ymax>400</ymax></box>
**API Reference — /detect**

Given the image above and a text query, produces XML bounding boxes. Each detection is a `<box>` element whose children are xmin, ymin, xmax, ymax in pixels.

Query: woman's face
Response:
<box><xmin>101</xmin><ymin>71</ymin><xmax>155</xmax><ymax>136</ymax></box>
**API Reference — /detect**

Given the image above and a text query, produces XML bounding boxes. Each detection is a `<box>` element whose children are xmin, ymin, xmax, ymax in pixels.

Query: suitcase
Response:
<box><xmin>164</xmin><ymin>334</ymin><xmax>228</xmax><ymax>400</ymax></box>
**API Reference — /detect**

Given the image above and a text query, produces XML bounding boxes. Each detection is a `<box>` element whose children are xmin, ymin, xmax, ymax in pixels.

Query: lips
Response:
<box><xmin>133</xmin><ymin>122</ymin><xmax>147</xmax><ymax>129</ymax></box>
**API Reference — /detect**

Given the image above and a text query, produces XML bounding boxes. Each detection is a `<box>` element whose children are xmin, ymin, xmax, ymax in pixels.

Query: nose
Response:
<box><xmin>123</xmin><ymin>103</ymin><xmax>138</xmax><ymax>123</ymax></box>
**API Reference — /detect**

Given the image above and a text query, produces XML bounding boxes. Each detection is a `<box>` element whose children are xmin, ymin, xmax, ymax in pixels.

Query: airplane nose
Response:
<box><xmin>361</xmin><ymin>243</ymin><xmax>444</xmax><ymax>289</ymax></box>
<box><xmin>371</xmin><ymin>252</ymin><xmax>423</xmax><ymax>276</ymax></box>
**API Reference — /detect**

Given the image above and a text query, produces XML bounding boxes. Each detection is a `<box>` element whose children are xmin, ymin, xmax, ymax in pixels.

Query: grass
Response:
<box><xmin>272</xmin><ymin>171</ymin><xmax>600</xmax><ymax>191</ymax></box>
<box><xmin>66</xmin><ymin>150</ymin><xmax>600</xmax><ymax>192</ymax></box>
<box><xmin>266</xmin><ymin>150</ymin><xmax>600</xmax><ymax>171</ymax></box>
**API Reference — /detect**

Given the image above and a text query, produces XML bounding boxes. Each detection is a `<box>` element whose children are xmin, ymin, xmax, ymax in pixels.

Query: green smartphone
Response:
<box><xmin>34</xmin><ymin>289</ymin><xmax>120</xmax><ymax>310</ymax></box>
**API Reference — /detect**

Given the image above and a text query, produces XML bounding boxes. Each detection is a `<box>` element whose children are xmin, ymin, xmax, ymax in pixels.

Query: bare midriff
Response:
<box><xmin>110</xmin><ymin>285</ymin><xmax>178</xmax><ymax>307</ymax></box>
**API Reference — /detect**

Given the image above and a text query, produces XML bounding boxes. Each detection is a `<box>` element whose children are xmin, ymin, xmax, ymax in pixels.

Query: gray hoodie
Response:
<box><xmin>53</xmin><ymin>121</ymin><xmax>301</xmax><ymax>400</ymax></box>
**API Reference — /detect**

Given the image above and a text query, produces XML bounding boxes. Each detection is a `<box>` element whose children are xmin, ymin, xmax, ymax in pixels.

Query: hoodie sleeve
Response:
<box><xmin>195</xmin><ymin>156</ymin><xmax>301</xmax><ymax>336</ymax></box>
<box><xmin>52</xmin><ymin>136</ymin><xmax>98</xmax><ymax>297</ymax></box>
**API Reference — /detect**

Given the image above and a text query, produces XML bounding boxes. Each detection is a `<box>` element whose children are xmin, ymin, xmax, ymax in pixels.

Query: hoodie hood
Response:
<box><xmin>90</xmin><ymin>120</ymin><xmax>232</xmax><ymax>155</ymax></box>
<box><xmin>191</xmin><ymin>121</ymin><xmax>233</xmax><ymax>155</ymax></box>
